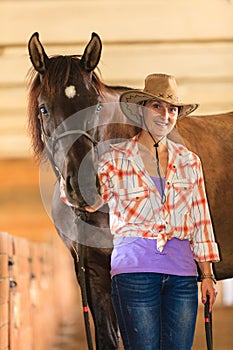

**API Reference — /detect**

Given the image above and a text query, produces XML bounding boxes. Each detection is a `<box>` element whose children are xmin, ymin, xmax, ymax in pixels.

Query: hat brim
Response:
<box><xmin>120</xmin><ymin>90</ymin><xmax>199</xmax><ymax>126</ymax></box>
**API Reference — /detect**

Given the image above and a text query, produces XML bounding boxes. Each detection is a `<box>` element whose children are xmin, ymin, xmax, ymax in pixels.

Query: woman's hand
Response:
<box><xmin>198</xmin><ymin>261</ymin><xmax>218</xmax><ymax>312</ymax></box>
<box><xmin>201</xmin><ymin>278</ymin><xmax>218</xmax><ymax>313</ymax></box>
<box><xmin>85</xmin><ymin>196</ymin><xmax>104</xmax><ymax>213</ymax></box>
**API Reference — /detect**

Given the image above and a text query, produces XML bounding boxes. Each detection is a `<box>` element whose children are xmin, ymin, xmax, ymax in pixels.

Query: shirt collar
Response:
<box><xmin>110</xmin><ymin>134</ymin><xmax>189</xmax><ymax>159</ymax></box>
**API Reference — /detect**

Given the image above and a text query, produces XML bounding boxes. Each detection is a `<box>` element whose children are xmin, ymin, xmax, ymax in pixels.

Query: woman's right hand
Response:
<box><xmin>85</xmin><ymin>196</ymin><xmax>104</xmax><ymax>213</ymax></box>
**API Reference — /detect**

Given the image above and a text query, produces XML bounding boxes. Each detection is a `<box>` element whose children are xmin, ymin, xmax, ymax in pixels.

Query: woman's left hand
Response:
<box><xmin>201</xmin><ymin>278</ymin><xmax>218</xmax><ymax>312</ymax></box>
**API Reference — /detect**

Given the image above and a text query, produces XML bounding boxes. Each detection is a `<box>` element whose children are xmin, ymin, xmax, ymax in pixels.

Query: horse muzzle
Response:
<box><xmin>60</xmin><ymin>171</ymin><xmax>102</xmax><ymax>211</ymax></box>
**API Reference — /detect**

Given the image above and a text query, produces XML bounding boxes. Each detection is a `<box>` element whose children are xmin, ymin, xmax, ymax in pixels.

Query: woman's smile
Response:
<box><xmin>153</xmin><ymin>120</ymin><xmax>169</xmax><ymax>127</ymax></box>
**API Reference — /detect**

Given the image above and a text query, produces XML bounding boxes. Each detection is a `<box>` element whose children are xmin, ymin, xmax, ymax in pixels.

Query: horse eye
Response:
<box><xmin>39</xmin><ymin>106</ymin><xmax>49</xmax><ymax>116</ymax></box>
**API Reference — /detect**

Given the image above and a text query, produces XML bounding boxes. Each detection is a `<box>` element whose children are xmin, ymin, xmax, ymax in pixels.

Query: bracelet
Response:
<box><xmin>201</xmin><ymin>273</ymin><xmax>217</xmax><ymax>284</ymax></box>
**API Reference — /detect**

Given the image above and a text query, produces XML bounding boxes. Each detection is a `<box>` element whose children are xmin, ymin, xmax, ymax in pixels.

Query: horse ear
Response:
<box><xmin>81</xmin><ymin>32</ymin><xmax>102</xmax><ymax>72</ymax></box>
<box><xmin>28</xmin><ymin>32</ymin><xmax>50</xmax><ymax>75</ymax></box>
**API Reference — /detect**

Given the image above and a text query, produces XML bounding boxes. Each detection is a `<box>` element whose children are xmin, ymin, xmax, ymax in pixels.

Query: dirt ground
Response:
<box><xmin>1</xmin><ymin>158</ymin><xmax>232</xmax><ymax>350</ymax></box>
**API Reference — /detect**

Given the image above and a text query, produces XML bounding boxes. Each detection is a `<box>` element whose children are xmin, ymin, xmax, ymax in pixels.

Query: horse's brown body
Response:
<box><xmin>177</xmin><ymin>113</ymin><xmax>233</xmax><ymax>280</ymax></box>
<box><xmin>27</xmin><ymin>32</ymin><xmax>233</xmax><ymax>350</ymax></box>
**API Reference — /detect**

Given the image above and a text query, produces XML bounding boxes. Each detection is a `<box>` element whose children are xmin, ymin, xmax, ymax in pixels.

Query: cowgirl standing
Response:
<box><xmin>86</xmin><ymin>73</ymin><xmax>219</xmax><ymax>350</ymax></box>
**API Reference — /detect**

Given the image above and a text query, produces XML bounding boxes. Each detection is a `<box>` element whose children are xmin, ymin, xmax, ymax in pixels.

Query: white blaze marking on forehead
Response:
<box><xmin>65</xmin><ymin>85</ymin><xmax>76</xmax><ymax>99</ymax></box>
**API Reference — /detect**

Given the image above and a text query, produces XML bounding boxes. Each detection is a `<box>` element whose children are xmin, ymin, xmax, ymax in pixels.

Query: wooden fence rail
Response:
<box><xmin>0</xmin><ymin>231</ymin><xmax>78</xmax><ymax>350</ymax></box>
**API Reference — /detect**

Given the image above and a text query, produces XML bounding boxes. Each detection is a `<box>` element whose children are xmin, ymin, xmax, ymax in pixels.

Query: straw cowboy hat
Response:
<box><xmin>120</xmin><ymin>73</ymin><xmax>199</xmax><ymax>125</ymax></box>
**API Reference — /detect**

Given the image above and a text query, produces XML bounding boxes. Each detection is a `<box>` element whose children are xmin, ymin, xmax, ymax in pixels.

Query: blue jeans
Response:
<box><xmin>111</xmin><ymin>273</ymin><xmax>198</xmax><ymax>350</ymax></box>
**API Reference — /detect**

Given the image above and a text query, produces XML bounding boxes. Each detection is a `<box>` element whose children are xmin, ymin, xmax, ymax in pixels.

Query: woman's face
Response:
<box><xmin>139</xmin><ymin>99</ymin><xmax>178</xmax><ymax>138</ymax></box>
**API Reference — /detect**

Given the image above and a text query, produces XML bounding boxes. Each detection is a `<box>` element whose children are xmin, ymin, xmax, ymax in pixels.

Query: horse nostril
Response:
<box><xmin>66</xmin><ymin>175</ymin><xmax>72</xmax><ymax>192</ymax></box>
<box><xmin>66</xmin><ymin>175</ymin><xmax>76</xmax><ymax>196</ymax></box>
<box><xmin>66</xmin><ymin>175</ymin><xmax>81</xmax><ymax>201</ymax></box>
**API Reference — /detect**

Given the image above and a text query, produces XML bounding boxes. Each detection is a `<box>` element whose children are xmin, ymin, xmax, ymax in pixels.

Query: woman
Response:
<box><xmin>86</xmin><ymin>73</ymin><xmax>220</xmax><ymax>350</ymax></box>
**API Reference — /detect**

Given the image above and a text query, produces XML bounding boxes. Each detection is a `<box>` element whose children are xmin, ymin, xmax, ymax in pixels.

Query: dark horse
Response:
<box><xmin>27</xmin><ymin>32</ymin><xmax>233</xmax><ymax>350</ymax></box>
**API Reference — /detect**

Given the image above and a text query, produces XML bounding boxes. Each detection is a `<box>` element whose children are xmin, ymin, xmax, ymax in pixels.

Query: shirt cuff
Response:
<box><xmin>192</xmin><ymin>241</ymin><xmax>220</xmax><ymax>262</ymax></box>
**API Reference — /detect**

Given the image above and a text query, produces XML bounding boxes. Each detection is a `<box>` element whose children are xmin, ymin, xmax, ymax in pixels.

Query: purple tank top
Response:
<box><xmin>110</xmin><ymin>176</ymin><xmax>198</xmax><ymax>278</ymax></box>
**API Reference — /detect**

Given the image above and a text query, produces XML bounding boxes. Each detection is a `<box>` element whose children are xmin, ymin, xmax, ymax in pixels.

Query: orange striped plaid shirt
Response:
<box><xmin>98</xmin><ymin>135</ymin><xmax>220</xmax><ymax>262</ymax></box>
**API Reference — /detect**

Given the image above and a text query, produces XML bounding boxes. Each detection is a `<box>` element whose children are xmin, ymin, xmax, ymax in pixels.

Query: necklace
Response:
<box><xmin>153</xmin><ymin>139</ymin><xmax>166</xmax><ymax>204</ymax></box>
<box><xmin>141</xmin><ymin>117</ymin><xmax>167</xmax><ymax>204</ymax></box>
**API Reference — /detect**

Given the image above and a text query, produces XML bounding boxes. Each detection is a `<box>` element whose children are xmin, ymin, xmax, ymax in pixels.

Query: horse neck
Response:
<box><xmin>97</xmin><ymin>86</ymin><xmax>138</xmax><ymax>144</ymax></box>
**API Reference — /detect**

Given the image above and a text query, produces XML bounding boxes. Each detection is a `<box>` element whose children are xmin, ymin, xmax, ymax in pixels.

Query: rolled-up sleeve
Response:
<box><xmin>191</xmin><ymin>157</ymin><xmax>220</xmax><ymax>262</ymax></box>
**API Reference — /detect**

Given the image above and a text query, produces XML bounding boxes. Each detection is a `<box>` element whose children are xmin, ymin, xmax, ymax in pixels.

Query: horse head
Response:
<box><xmin>28</xmin><ymin>32</ymin><xmax>104</xmax><ymax>212</ymax></box>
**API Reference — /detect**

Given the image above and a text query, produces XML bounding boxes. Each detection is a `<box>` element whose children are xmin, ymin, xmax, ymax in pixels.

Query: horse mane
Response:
<box><xmin>27</xmin><ymin>54</ymin><xmax>127</xmax><ymax>160</ymax></box>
